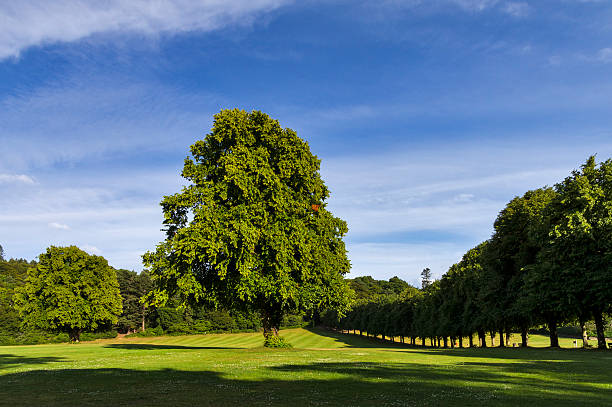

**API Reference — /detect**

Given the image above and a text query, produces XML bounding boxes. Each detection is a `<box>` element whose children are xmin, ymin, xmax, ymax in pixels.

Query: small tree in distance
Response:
<box><xmin>421</xmin><ymin>268</ymin><xmax>432</xmax><ymax>289</ymax></box>
<box><xmin>15</xmin><ymin>246</ymin><xmax>122</xmax><ymax>342</ymax></box>
<box><xmin>143</xmin><ymin>109</ymin><xmax>352</xmax><ymax>345</ymax></box>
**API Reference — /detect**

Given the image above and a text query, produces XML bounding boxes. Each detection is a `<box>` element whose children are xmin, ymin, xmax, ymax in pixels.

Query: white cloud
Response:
<box><xmin>82</xmin><ymin>244</ymin><xmax>102</xmax><ymax>255</ymax></box>
<box><xmin>0</xmin><ymin>0</ymin><xmax>292</xmax><ymax>60</ymax></box>
<box><xmin>449</xmin><ymin>0</ymin><xmax>500</xmax><ymax>11</ymax></box>
<box><xmin>503</xmin><ymin>1</ymin><xmax>530</xmax><ymax>17</ymax></box>
<box><xmin>596</xmin><ymin>47</ymin><xmax>612</xmax><ymax>63</ymax></box>
<box><xmin>0</xmin><ymin>174</ymin><xmax>35</xmax><ymax>184</ymax></box>
<box><xmin>48</xmin><ymin>222</ymin><xmax>70</xmax><ymax>230</ymax></box>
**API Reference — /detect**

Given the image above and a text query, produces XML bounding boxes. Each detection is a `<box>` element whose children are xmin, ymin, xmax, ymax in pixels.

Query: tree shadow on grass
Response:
<box><xmin>398</xmin><ymin>346</ymin><xmax>607</xmax><ymax>361</ymax></box>
<box><xmin>303</xmin><ymin>327</ymin><xmax>410</xmax><ymax>349</ymax></box>
<box><xmin>0</xmin><ymin>354</ymin><xmax>66</xmax><ymax>370</ymax></box>
<box><xmin>2</xmin><ymin>358</ymin><xmax>610</xmax><ymax>407</ymax></box>
<box><xmin>104</xmin><ymin>344</ymin><xmax>240</xmax><ymax>350</ymax></box>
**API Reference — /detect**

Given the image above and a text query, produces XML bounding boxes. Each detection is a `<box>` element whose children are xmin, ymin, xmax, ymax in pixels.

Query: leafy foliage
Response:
<box><xmin>15</xmin><ymin>246</ymin><xmax>122</xmax><ymax>341</ymax></box>
<box><xmin>143</xmin><ymin>109</ymin><xmax>352</xmax><ymax>339</ymax></box>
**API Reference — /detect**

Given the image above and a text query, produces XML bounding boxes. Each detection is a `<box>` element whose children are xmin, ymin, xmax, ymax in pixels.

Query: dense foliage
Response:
<box><xmin>15</xmin><ymin>246</ymin><xmax>123</xmax><ymax>341</ymax></box>
<box><xmin>328</xmin><ymin>157</ymin><xmax>612</xmax><ymax>349</ymax></box>
<box><xmin>143</xmin><ymin>109</ymin><xmax>352</xmax><ymax>342</ymax></box>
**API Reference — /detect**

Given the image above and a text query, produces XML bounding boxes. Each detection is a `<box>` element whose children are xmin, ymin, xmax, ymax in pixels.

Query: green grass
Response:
<box><xmin>1</xmin><ymin>328</ymin><xmax>610</xmax><ymax>406</ymax></box>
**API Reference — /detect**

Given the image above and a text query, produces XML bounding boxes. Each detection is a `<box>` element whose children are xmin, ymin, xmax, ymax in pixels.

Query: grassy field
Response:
<box><xmin>1</xmin><ymin>328</ymin><xmax>610</xmax><ymax>406</ymax></box>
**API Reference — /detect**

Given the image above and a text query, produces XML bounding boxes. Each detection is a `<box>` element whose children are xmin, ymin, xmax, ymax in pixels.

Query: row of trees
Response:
<box><xmin>330</xmin><ymin>157</ymin><xmax>612</xmax><ymax>349</ymax></box>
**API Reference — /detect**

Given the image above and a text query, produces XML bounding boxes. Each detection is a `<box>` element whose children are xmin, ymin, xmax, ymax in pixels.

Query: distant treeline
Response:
<box><xmin>0</xmin><ymin>254</ymin><xmax>306</xmax><ymax>345</ymax></box>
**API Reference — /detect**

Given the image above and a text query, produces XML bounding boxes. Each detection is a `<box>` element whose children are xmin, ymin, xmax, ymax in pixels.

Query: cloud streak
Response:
<box><xmin>0</xmin><ymin>174</ymin><xmax>35</xmax><ymax>184</ymax></box>
<box><xmin>48</xmin><ymin>222</ymin><xmax>70</xmax><ymax>230</ymax></box>
<box><xmin>0</xmin><ymin>0</ymin><xmax>291</xmax><ymax>60</ymax></box>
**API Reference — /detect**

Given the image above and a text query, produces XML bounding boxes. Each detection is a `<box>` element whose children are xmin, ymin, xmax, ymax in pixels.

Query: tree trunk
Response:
<box><xmin>580</xmin><ymin>320</ymin><xmax>589</xmax><ymax>348</ymax></box>
<box><xmin>459</xmin><ymin>336</ymin><xmax>463</xmax><ymax>348</ymax></box>
<box><xmin>261</xmin><ymin>307</ymin><xmax>282</xmax><ymax>339</ymax></box>
<box><xmin>443</xmin><ymin>337</ymin><xmax>448</xmax><ymax>348</ymax></box>
<box><xmin>450</xmin><ymin>336</ymin><xmax>455</xmax><ymax>348</ymax></box>
<box><xmin>594</xmin><ymin>310</ymin><xmax>607</xmax><ymax>350</ymax></box>
<box><xmin>468</xmin><ymin>335</ymin><xmax>473</xmax><ymax>348</ymax></box>
<box><xmin>141</xmin><ymin>306</ymin><xmax>146</xmax><ymax>332</ymax></box>
<box><xmin>521</xmin><ymin>326</ymin><xmax>529</xmax><ymax>347</ymax></box>
<box><xmin>490</xmin><ymin>332</ymin><xmax>496</xmax><ymax>347</ymax></box>
<box><xmin>478</xmin><ymin>330</ymin><xmax>486</xmax><ymax>347</ymax></box>
<box><xmin>505</xmin><ymin>331</ymin><xmax>511</xmax><ymax>346</ymax></box>
<box><xmin>69</xmin><ymin>328</ymin><xmax>81</xmax><ymax>342</ymax></box>
<box><xmin>499</xmin><ymin>329</ymin><xmax>505</xmax><ymax>347</ymax></box>
<box><xmin>547</xmin><ymin>318</ymin><xmax>559</xmax><ymax>348</ymax></box>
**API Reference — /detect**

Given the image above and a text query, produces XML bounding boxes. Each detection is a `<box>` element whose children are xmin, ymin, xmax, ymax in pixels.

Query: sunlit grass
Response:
<box><xmin>1</xmin><ymin>328</ymin><xmax>610</xmax><ymax>406</ymax></box>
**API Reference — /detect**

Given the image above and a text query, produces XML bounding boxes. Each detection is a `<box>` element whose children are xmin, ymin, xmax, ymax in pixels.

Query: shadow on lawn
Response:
<box><xmin>104</xmin><ymin>344</ymin><xmax>240</xmax><ymax>350</ymax></box>
<box><xmin>303</xmin><ymin>327</ymin><xmax>410</xmax><ymax>349</ymax></box>
<box><xmin>399</xmin><ymin>346</ymin><xmax>605</xmax><ymax>361</ymax></box>
<box><xmin>1</xmin><ymin>358</ymin><xmax>609</xmax><ymax>406</ymax></box>
<box><xmin>0</xmin><ymin>353</ymin><xmax>66</xmax><ymax>369</ymax></box>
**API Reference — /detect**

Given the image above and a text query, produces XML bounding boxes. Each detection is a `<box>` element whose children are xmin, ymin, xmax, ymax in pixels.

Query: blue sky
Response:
<box><xmin>1</xmin><ymin>0</ymin><xmax>612</xmax><ymax>286</ymax></box>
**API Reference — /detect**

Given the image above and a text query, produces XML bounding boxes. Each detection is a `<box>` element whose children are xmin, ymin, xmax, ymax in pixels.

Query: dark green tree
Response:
<box><xmin>143</xmin><ymin>109</ymin><xmax>352</xmax><ymax>343</ymax></box>
<box><xmin>15</xmin><ymin>246</ymin><xmax>122</xmax><ymax>342</ymax></box>
<box><xmin>116</xmin><ymin>269</ymin><xmax>153</xmax><ymax>333</ymax></box>
<box><xmin>530</xmin><ymin>157</ymin><xmax>612</xmax><ymax>348</ymax></box>
<box><xmin>421</xmin><ymin>267</ymin><xmax>432</xmax><ymax>289</ymax></box>
<box><xmin>483</xmin><ymin>188</ymin><xmax>555</xmax><ymax>347</ymax></box>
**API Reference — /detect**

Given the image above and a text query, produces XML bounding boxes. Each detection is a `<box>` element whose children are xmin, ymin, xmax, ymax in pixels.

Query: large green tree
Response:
<box><xmin>530</xmin><ymin>157</ymin><xmax>612</xmax><ymax>348</ymax></box>
<box><xmin>483</xmin><ymin>188</ymin><xmax>556</xmax><ymax>347</ymax></box>
<box><xmin>144</xmin><ymin>109</ymin><xmax>352</xmax><ymax>341</ymax></box>
<box><xmin>15</xmin><ymin>246</ymin><xmax>122</xmax><ymax>341</ymax></box>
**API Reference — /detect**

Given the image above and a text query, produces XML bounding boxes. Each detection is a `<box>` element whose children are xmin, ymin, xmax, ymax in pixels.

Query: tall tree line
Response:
<box><xmin>329</xmin><ymin>157</ymin><xmax>612</xmax><ymax>349</ymax></box>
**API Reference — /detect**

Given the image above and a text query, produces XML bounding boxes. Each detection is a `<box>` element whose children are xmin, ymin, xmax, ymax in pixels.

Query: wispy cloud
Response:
<box><xmin>82</xmin><ymin>244</ymin><xmax>102</xmax><ymax>255</ymax></box>
<box><xmin>596</xmin><ymin>47</ymin><xmax>612</xmax><ymax>63</ymax></box>
<box><xmin>503</xmin><ymin>1</ymin><xmax>530</xmax><ymax>17</ymax></box>
<box><xmin>48</xmin><ymin>222</ymin><xmax>70</xmax><ymax>230</ymax></box>
<box><xmin>450</xmin><ymin>0</ymin><xmax>500</xmax><ymax>11</ymax></box>
<box><xmin>0</xmin><ymin>174</ymin><xmax>35</xmax><ymax>184</ymax></box>
<box><xmin>0</xmin><ymin>0</ymin><xmax>292</xmax><ymax>60</ymax></box>
<box><xmin>0</xmin><ymin>78</ymin><xmax>220</xmax><ymax>171</ymax></box>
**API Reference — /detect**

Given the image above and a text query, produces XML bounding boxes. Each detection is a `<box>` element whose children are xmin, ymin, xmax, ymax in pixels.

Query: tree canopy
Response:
<box><xmin>15</xmin><ymin>246</ymin><xmax>122</xmax><ymax>341</ymax></box>
<box><xmin>144</xmin><ymin>109</ymin><xmax>352</xmax><ymax>340</ymax></box>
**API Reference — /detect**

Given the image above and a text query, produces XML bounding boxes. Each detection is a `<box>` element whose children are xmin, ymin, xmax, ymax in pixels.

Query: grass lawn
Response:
<box><xmin>1</xmin><ymin>328</ymin><xmax>610</xmax><ymax>406</ymax></box>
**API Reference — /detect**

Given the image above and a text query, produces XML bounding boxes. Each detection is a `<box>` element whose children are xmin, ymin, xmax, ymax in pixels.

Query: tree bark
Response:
<box><xmin>468</xmin><ymin>335</ymin><xmax>473</xmax><ymax>348</ymax></box>
<box><xmin>579</xmin><ymin>316</ymin><xmax>589</xmax><ymax>348</ymax></box>
<box><xmin>261</xmin><ymin>307</ymin><xmax>282</xmax><ymax>339</ymax></box>
<box><xmin>141</xmin><ymin>306</ymin><xmax>146</xmax><ymax>332</ymax></box>
<box><xmin>547</xmin><ymin>318</ymin><xmax>559</xmax><ymax>348</ymax></box>
<box><xmin>594</xmin><ymin>310</ymin><xmax>607</xmax><ymax>349</ymax></box>
<box><xmin>505</xmin><ymin>331</ymin><xmax>511</xmax><ymax>346</ymax></box>
<box><xmin>69</xmin><ymin>328</ymin><xmax>81</xmax><ymax>342</ymax></box>
<box><xmin>443</xmin><ymin>336</ymin><xmax>448</xmax><ymax>348</ymax></box>
<box><xmin>521</xmin><ymin>326</ymin><xmax>529</xmax><ymax>347</ymax></box>
<box><xmin>490</xmin><ymin>331</ymin><xmax>496</xmax><ymax>347</ymax></box>
<box><xmin>478</xmin><ymin>330</ymin><xmax>486</xmax><ymax>347</ymax></box>
<box><xmin>459</xmin><ymin>336</ymin><xmax>463</xmax><ymax>348</ymax></box>
<box><xmin>499</xmin><ymin>329</ymin><xmax>505</xmax><ymax>347</ymax></box>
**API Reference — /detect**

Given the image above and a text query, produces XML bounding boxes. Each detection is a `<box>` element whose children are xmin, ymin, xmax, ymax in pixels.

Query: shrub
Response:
<box><xmin>263</xmin><ymin>335</ymin><xmax>293</xmax><ymax>348</ymax></box>
<box><xmin>127</xmin><ymin>325</ymin><xmax>164</xmax><ymax>337</ymax></box>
